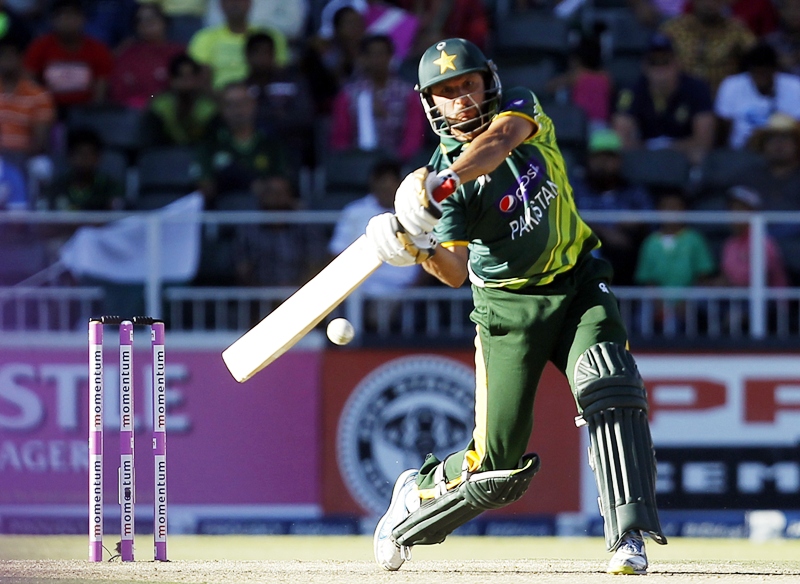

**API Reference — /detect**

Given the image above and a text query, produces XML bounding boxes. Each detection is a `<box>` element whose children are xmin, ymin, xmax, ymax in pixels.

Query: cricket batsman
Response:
<box><xmin>365</xmin><ymin>38</ymin><xmax>668</xmax><ymax>575</ymax></box>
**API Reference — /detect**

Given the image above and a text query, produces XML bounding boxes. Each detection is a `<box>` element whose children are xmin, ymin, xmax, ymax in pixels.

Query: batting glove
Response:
<box><xmin>366</xmin><ymin>212</ymin><xmax>437</xmax><ymax>267</ymax></box>
<box><xmin>395</xmin><ymin>166</ymin><xmax>460</xmax><ymax>236</ymax></box>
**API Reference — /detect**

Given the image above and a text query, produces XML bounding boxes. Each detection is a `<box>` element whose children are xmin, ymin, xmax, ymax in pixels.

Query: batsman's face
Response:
<box><xmin>430</xmin><ymin>73</ymin><xmax>486</xmax><ymax>125</ymax></box>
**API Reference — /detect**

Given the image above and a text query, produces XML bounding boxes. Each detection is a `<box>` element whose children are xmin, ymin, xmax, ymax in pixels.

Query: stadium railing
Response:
<box><xmin>1</xmin><ymin>209</ymin><xmax>799</xmax><ymax>346</ymax></box>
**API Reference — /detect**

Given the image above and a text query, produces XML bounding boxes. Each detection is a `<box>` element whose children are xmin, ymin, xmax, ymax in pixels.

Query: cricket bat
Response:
<box><xmin>222</xmin><ymin>234</ymin><xmax>382</xmax><ymax>382</ymax></box>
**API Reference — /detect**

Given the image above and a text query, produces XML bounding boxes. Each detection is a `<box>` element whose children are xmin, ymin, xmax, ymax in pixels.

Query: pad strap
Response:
<box><xmin>393</xmin><ymin>453</ymin><xmax>541</xmax><ymax>547</ymax></box>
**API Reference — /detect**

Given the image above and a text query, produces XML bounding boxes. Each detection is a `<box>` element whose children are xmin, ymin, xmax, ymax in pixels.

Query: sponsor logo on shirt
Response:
<box><xmin>495</xmin><ymin>157</ymin><xmax>542</xmax><ymax>215</ymax></box>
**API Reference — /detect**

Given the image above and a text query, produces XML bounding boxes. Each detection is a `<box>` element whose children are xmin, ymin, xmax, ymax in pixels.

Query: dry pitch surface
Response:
<box><xmin>1</xmin><ymin>535</ymin><xmax>799</xmax><ymax>583</ymax></box>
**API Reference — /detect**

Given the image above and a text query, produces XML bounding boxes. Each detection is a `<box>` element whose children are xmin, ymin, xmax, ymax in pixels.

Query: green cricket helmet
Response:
<box><xmin>416</xmin><ymin>38</ymin><xmax>502</xmax><ymax>140</ymax></box>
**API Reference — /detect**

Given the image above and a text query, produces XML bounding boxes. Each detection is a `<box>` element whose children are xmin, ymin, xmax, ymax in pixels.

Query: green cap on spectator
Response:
<box><xmin>588</xmin><ymin>129</ymin><xmax>622</xmax><ymax>153</ymax></box>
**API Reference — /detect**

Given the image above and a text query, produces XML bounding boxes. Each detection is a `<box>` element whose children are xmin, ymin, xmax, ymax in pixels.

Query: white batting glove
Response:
<box><xmin>365</xmin><ymin>212</ymin><xmax>437</xmax><ymax>267</ymax></box>
<box><xmin>395</xmin><ymin>166</ymin><xmax>460</xmax><ymax>236</ymax></box>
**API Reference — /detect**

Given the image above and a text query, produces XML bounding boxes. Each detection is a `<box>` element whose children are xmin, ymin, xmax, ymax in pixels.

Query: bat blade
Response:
<box><xmin>222</xmin><ymin>235</ymin><xmax>381</xmax><ymax>382</ymax></box>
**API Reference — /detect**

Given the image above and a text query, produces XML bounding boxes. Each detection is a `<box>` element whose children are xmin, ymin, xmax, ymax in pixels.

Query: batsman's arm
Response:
<box><xmin>422</xmin><ymin>243</ymin><xmax>469</xmax><ymax>288</ymax></box>
<box><xmin>445</xmin><ymin>114</ymin><xmax>535</xmax><ymax>186</ymax></box>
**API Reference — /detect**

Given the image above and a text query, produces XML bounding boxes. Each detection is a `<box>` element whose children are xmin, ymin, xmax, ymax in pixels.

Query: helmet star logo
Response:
<box><xmin>433</xmin><ymin>49</ymin><xmax>457</xmax><ymax>74</ymax></box>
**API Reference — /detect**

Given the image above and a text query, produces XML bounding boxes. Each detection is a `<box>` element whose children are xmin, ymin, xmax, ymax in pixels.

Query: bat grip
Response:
<box><xmin>432</xmin><ymin>179</ymin><xmax>457</xmax><ymax>203</ymax></box>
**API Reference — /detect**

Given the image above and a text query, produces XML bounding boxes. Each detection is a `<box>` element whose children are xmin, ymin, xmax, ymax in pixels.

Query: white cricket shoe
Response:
<box><xmin>373</xmin><ymin>469</ymin><xmax>419</xmax><ymax>571</ymax></box>
<box><xmin>607</xmin><ymin>530</ymin><xmax>648</xmax><ymax>575</ymax></box>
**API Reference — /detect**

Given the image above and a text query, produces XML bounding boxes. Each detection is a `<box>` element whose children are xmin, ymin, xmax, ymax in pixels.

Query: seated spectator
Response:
<box><xmin>187</xmin><ymin>0</ymin><xmax>288</xmax><ymax>90</ymax></box>
<box><xmin>328</xmin><ymin>159</ymin><xmax>424</xmax><ymax>328</ymax></box>
<box><xmin>244</xmin><ymin>32</ymin><xmax>314</xmax><ymax>165</ymax></box>
<box><xmin>396</xmin><ymin>0</ymin><xmax>489</xmax><ymax>54</ymax></box>
<box><xmin>24</xmin><ymin>0</ymin><xmax>114</xmax><ymax>114</ymax></box>
<box><xmin>0</xmin><ymin>155</ymin><xmax>30</xmax><ymax>209</ymax></box>
<box><xmin>635</xmin><ymin>189</ymin><xmax>716</xmax><ymax>287</ymax></box>
<box><xmin>44</xmin><ymin>128</ymin><xmax>124</xmax><ymax>211</ymax></box>
<box><xmin>767</xmin><ymin>0</ymin><xmax>800</xmax><ymax>77</ymax></box>
<box><xmin>233</xmin><ymin>174</ymin><xmax>328</xmax><ymax>287</ymax></box>
<box><xmin>109</xmin><ymin>3</ymin><xmax>184</xmax><ymax>109</ymax></box>
<box><xmin>571</xmin><ymin>129</ymin><xmax>654</xmax><ymax>285</ymax></box>
<box><xmin>330</xmin><ymin>34</ymin><xmax>424</xmax><ymax>163</ymax></box>
<box><xmin>546</xmin><ymin>31</ymin><xmax>613</xmax><ymax>130</ymax></box>
<box><xmin>613</xmin><ymin>34</ymin><xmax>714</xmax><ymax>165</ymax></box>
<box><xmin>660</xmin><ymin>0</ymin><xmax>756</xmax><ymax>95</ymax></box>
<box><xmin>142</xmin><ymin>53</ymin><xmax>218</xmax><ymax>146</ymax></box>
<box><xmin>137</xmin><ymin>0</ymin><xmax>207</xmax><ymax>44</ymax></box>
<box><xmin>735</xmin><ymin>112</ymin><xmax>800</xmax><ymax>239</ymax></box>
<box><xmin>318</xmin><ymin>0</ymin><xmax>419</xmax><ymax>62</ymax></box>
<box><xmin>715</xmin><ymin>43</ymin><xmax>800</xmax><ymax>150</ymax></box>
<box><xmin>0</xmin><ymin>35</ymin><xmax>55</xmax><ymax>158</ymax></box>
<box><xmin>303</xmin><ymin>3</ymin><xmax>365</xmax><ymax>113</ymax></box>
<box><xmin>192</xmin><ymin>81</ymin><xmax>288</xmax><ymax>204</ymax></box>
<box><xmin>720</xmin><ymin>185</ymin><xmax>788</xmax><ymax>287</ymax></box>
<box><xmin>204</xmin><ymin>0</ymin><xmax>308</xmax><ymax>41</ymax></box>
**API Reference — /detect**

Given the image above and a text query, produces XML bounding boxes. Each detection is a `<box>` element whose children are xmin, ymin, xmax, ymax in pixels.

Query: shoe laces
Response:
<box><xmin>620</xmin><ymin>531</ymin><xmax>644</xmax><ymax>554</ymax></box>
<box><xmin>400</xmin><ymin>545</ymin><xmax>412</xmax><ymax>561</ymax></box>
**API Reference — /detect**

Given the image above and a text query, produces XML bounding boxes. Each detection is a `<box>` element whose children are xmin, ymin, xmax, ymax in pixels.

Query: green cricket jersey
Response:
<box><xmin>431</xmin><ymin>87</ymin><xmax>600</xmax><ymax>289</ymax></box>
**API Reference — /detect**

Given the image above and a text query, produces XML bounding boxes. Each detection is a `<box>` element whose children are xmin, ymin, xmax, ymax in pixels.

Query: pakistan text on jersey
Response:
<box><xmin>508</xmin><ymin>180</ymin><xmax>560</xmax><ymax>240</ymax></box>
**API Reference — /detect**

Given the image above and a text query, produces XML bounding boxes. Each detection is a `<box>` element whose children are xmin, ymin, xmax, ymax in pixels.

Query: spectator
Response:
<box><xmin>24</xmin><ymin>0</ymin><xmax>114</xmax><ymax>113</ymax></box>
<box><xmin>571</xmin><ymin>129</ymin><xmax>654</xmax><ymax>285</ymax></box>
<box><xmin>244</xmin><ymin>32</ymin><xmax>314</xmax><ymax>165</ymax></box>
<box><xmin>330</xmin><ymin>34</ymin><xmax>425</xmax><ymax>162</ymax></box>
<box><xmin>328</xmin><ymin>159</ymin><xmax>424</xmax><ymax>327</ymax></box>
<box><xmin>715</xmin><ymin>42</ymin><xmax>800</xmax><ymax>150</ymax></box>
<box><xmin>635</xmin><ymin>189</ymin><xmax>716</xmax><ymax>287</ymax></box>
<box><xmin>0</xmin><ymin>35</ymin><xmax>55</xmax><ymax>158</ymax></box>
<box><xmin>137</xmin><ymin>0</ymin><xmax>207</xmax><ymax>44</ymax></box>
<box><xmin>720</xmin><ymin>185</ymin><xmax>788</xmax><ymax>287</ymax></box>
<box><xmin>736</xmin><ymin>112</ymin><xmax>800</xmax><ymax>238</ymax></box>
<box><xmin>767</xmin><ymin>0</ymin><xmax>800</xmax><ymax>78</ymax></box>
<box><xmin>44</xmin><ymin>128</ymin><xmax>124</xmax><ymax>211</ymax></box>
<box><xmin>660</xmin><ymin>0</ymin><xmax>756</xmax><ymax>95</ymax></box>
<box><xmin>192</xmin><ymin>81</ymin><xmax>288</xmax><ymax>204</ymax></box>
<box><xmin>318</xmin><ymin>0</ymin><xmax>419</xmax><ymax>63</ymax></box>
<box><xmin>204</xmin><ymin>0</ymin><xmax>308</xmax><ymax>41</ymax></box>
<box><xmin>303</xmin><ymin>3</ymin><xmax>366</xmax><ymax>113</ymax></box>
<box><xmin>109</xmin><ymin>3</ymin><xmax>184</xmax><ymax>109</ymax></box>
<box><xmin>673</xmin><ymin>0</ymin><xmax>780</xmax><ymax>37</ymax></box>
<box><xmin>546</xmin><ymin>31</ymin><xmax>613</xmax><ymax>130</ymax></box>
<box><xmin>142</xmin><ymin>53</ymin><xmax>218</xmax><ymax>146</ymax></box>
<box><xmin>396</xmin><ymin>0</ymin><xmax>489</xmax><ymax>53</ymax></box>
<box><xmin>187</xmin><ymin>0</ymin><xmax>288</xmax><ymax>90</ymax></box>
<box><xmin>613</xmin><ymin>33</ymin><xmax>714</xmax><ymax>165</ymax></box>
<box><xmin>0</xmin><ymin>155</ymin><xmax>30</xmax><ymax>209</ymax></box>
<box><xmin>233</xmin><ymin>174</ymin><xmax>328</xmax><ymax>286</ymax></box>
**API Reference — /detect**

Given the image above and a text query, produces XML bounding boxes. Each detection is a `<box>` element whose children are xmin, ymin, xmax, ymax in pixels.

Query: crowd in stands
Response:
<box><xmin>0</xmin><ymin>0</ymin><xmax>799</xmax><ymax>309</ymax></box>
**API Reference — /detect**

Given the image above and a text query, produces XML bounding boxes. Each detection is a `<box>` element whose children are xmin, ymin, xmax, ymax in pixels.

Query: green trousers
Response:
<box><xmin>417</xmin><ymin>254</ymin><xmax>628</xmax><ymax>492</ymax></box>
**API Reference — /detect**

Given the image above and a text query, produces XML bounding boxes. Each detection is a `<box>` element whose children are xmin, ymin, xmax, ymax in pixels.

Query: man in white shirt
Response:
<box><xmin>328</xmin><ymin>159</ymin><xmax>423</xmax><ymax>296</ymax></box>
<box><xmin>715</xmin><ymin>42</ymin><xmax>800</xmax><ymax>149</ymax></box>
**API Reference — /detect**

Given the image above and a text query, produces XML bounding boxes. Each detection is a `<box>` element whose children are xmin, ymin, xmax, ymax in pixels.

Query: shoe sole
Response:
<box><xmin>373</xmin><ymin>469</ymin><xmax>418</xmax><ymax>570</ymax></box>
<box><xmin>607</xmin><ymin>565</ymin><xmax>647</xmax><ymax>575</ymax></box>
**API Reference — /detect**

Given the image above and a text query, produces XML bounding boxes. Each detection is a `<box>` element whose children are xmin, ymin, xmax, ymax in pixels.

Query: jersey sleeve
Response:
<box><xmin>434</xmin><ymin>194</ymin><xmax>469</xmax><ymax>246</ymax></box>
<box><xmin>494</xmin><ymin>86</ymin><xmax>540</xmax><ymax>131</ymax></box>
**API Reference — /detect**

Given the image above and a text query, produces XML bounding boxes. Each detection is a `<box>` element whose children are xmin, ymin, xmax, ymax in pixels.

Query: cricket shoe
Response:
<box><xmin>607</xmin><ymin>530</ymin><xmax>648</xmax><ymax>575</ymax></box>
<box><xmin>373</xmin><ymin>469</ymin><xmax>419</xmax><ymax>571</ymax></box>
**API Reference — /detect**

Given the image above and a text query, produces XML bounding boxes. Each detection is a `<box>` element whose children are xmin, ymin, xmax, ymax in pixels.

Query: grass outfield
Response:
<box><xmin>2</xmin><ymin>536</ymin><xmax>799</xmax><ymax>583</ymax></box>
